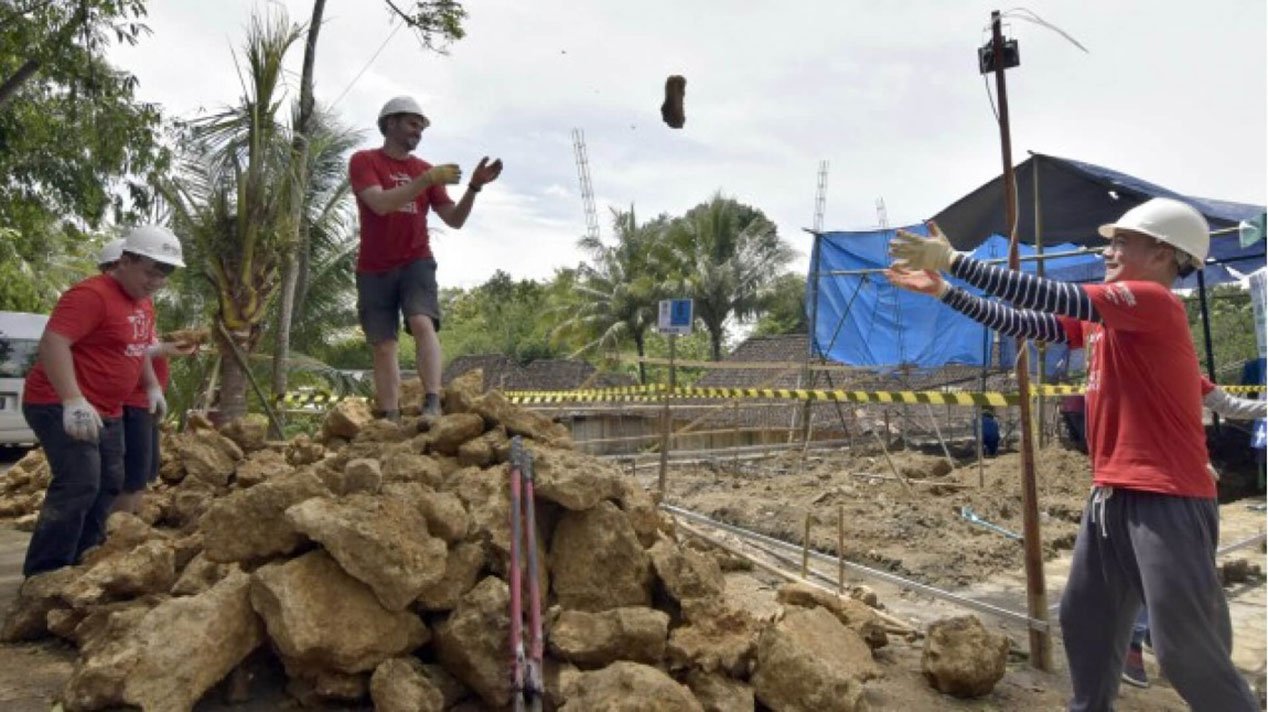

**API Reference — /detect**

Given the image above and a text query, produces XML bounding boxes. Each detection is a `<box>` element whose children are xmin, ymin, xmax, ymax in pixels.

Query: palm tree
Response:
<box><xmin>554</xmin><ymin>207</ymin><xmax>668</xmax><ymax>384</ymax></box>
<box><xmin>156</xmin><ymin>11</ymin><xmax>306</xmax><ymax>420</ymax></box>
<box><xmin>665</xmin><ymin>193</ymin><xmax>795</xmax><ymax>360</ymax></box>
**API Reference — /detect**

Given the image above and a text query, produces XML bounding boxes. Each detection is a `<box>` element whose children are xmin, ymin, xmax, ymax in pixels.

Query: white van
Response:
<box><xmin>0</xmin><ymin>311</ymin><xmax>48</xmax><ymax>446</ymax></box>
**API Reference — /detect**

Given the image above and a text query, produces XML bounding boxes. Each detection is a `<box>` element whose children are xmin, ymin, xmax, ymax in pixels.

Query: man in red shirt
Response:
<box><xmin>885</xmin><ymin>198</ymin><xmax>1257</xmax><ymax>711</ymax></box>
<box><xmin>349</xmin><ymin>96</ymin><xmax>504</xmax><ymax>421</ymax></box>
<box><xmin>21</xmin><ymin>225</ymin><xmax>186</xmax><ymax>577</ymax></box>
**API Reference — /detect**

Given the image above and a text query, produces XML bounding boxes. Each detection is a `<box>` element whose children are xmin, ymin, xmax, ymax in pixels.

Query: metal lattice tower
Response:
<box><xmin>876</xmin><ymin>197</ymin><xmax>889</xmax><ymax>230</ymax></box>
<box><xmin>571</xmin><ymin>128</ymin><xmax>601</xmax><ymax>242</ymax></box>
<box><xmin>812</xmin><ymin>160</ymin><xmax>829</xmax><ymax>232</ymax></box>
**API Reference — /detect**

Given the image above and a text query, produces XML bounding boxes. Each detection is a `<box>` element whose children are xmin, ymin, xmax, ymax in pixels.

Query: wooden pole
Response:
<box><xmin>837</xmin><ymin>505</ymin><xmax>845</xmax><ymax>594</ymax></box>
<box><xmin>1034</xmin><ymin>158</ymin><xmax>1048</xmax><ymax>448</ymax></box>
<box><xmin>802</xmin><ymin>513</ymin><xmax>812</xmax><ymax>578</ymax></box>
<box><xmin>990</xmin><ymin>9</ymin><xmax>1052</xmax><ymax>671</ymax></box>
<box><xmin>657</xmin><ymin>334</ymin><xmax>677</xmax><ymax>499</ymax></box>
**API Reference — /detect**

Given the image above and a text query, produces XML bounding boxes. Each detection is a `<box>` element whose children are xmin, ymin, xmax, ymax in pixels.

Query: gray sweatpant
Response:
<box><xmin>1059</xmin><ymin>487</ymin><xmax>1257</xmax><ymax>711</ymax></box>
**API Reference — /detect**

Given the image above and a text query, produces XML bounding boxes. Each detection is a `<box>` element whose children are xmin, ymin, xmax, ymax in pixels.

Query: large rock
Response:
<box><xmin>650</xmin><ymin>539</ymin><xmax>725</xmax><ymax>607</ymax></box>
<box><xmin>427</xmin><ymin>413</ymin><xmax>487</xmax><ymax>455</ymax></box>
<box><xmin>686</xmin><ymin>670</ymin><xmax>755</xmax><ymax>712</ymax></box>
<box><xmin>172</xmin><ymin>428</ymin><xmax>244</xmax><ymax>488</ymax></box>
<box><xmin>200</xmin><ymin>469</ymin><xmax>329</xmax><ymax>563</ymax></box>
<box><xmin>549</xmin><ymin>606</ymin><xmax>669</xmax><ymax>668</ymax></box>
<box><xmin>250</xmin><ymin>550</ymin><xmax>429</xmax><ymax>673</ymax></box>
<box><xmin>618</xmin><ymin>479</ymin><xmax>661</xmax><ymax>547</ymax></box>
<box><xmin>457</xmin><ymin>427</ymin><xmax>508</xmax><ymax>468</ymax></box>
<box><xmin>560</xmin><ymin>662</ymin><xmax>703</xmax><ymax>712</ymax></box>
<box><xmin>667</xmin><ymin>604</ymin><xmax>762</xmax><ymax>677</ymax></box>
<box><xmin>234</xmin><ymin>448</ymin><xmax>290</xmax><ymax>489</ymax></box>
<box><xmin>921</xmin><ymin>615</ymin><xmax>1010</xmax><ymax>698</ymax></box>
<box><xmin>171</xmin><ymin>552</ymin><xmax>234</xmax><ymax>597</ymax></box>
<box><xmin>416</xmin><ymin>541</ymin><xmax>485</xmax><ymax>611</ymax></box>
<box><xmin>386</xmin><ymin>483</ymin><xmax>470</xmax><ymax>543</ymax></box>
<box><xmin>370</xmin><ymin>657</ymin><xmax>445</xmax><ymax>712</ymax></box>
<box><xmin>527</xmin><ymin>443</ymin><xmax>624</xmax><ymax>510</ymax></box>
<box><xmin>61</xmin><ymin>569</ymin><xmax>264</xmax><ymax>712</ymax></box>
<box><xmin>776</xmin><ymin>582</ymin><xmax>889</xmax><ymax>649</ymax></box>
<box><xmin>434</xmin><ymin>576</ymin><xmax>511</xmax><ymax>708</ymax></box>
<box><xmin>62</xmin><ymin>540</ymin><xmax>177</xmax><ymax>607</ymax></box>
<box><xmin>78</xmin><ymin>512</ymin><xmax>165</xmax><ymax>567</ymax></box>
<box><xmin>220</xmin><ymin>414</ymin><xmax>271</xmax><ymax>453</ymax></box>
<box><xmin>442</xmin><ymin>369</ymin><xmax>484</xmax><ymax>415</ymax></box>
<box><xmin>284</xmin><ymin>493</ymin><xmax>448</xmax><ymax>611</ymax></box>
<box><xmin>285</xmin><ymin>433</ymin><xmax>326</xmax><ymax>466</ymax></box>
<box><xmin>1</xmin><ymin>567</ymin><xmax>79</xmax><ymax>642</ymax></box>
<box><xmin>472</xmin><ymin>391</ymin><xmax>572</xmax><ymax>447</ymax></box>
<box><xmin>447</xmin><ymin>465</ymin><xmax>513</xmax><ymax>558</ymax></box>
<box><xmin>322</xmin><ymin>398</ymin><xmax>374</xmax><ymax>441</ymax></box>
<box><xmin>381</xmin><ymin>451</ymin><xmax>445</xmax><ymax>488</ymax></box>
<box><xmin>751</xmin><ymin>607</ymin><xmax>877</xmax><ymax>712</ymax></box>
<box><xmin>550</xmin><ymin>501</ymin><xmax>652</xmax><ymax>612</ymax></box>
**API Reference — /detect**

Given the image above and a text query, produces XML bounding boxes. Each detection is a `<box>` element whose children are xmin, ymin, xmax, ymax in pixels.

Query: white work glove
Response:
<box><xmin>147</xmin><ymin>386</ymin><xmax>168</xmax><ymax>420</ymax></box>
<box><xmin>62</xmin><ymin>397</ymin><xmax>103</xmax><ymax>442</ymax></box>
<box><xmin>422</xmin><ymin>163</ymin><xmax>462</xmax><ymax>186</ymax></box>
<box><xmin>890</xmin><ymin>222</ymin><xmax>958</xmax><ymax>273</ymax></box>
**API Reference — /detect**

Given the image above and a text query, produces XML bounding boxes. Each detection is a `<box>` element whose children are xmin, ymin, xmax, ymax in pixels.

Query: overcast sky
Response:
<box><xmin>110</xmin><ymin>0</ymin><xmax>1267</xmax><ymax>289</ymax></box>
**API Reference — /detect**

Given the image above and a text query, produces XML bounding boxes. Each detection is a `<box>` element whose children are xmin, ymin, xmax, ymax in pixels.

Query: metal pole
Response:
<box><xmin>1196</xmin><ymin>269</ymin><xmax>1221</xmax><ymax>433</ymax></box>
<box><xmin>991</xmin><ymin>10</ymin><xmax>1052</xmax><ymax>670</ymax></box>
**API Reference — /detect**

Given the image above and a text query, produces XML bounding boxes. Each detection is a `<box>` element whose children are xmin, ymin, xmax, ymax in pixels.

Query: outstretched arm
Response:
<box><xmin>884</xmin><ymin>267</ymin><xmax>1070</xmax><ymax>344</ymax></box>
<box><xmin>1204</xmin><ymin>386</ymin><xmax>1268</xmax><ymax>420</ymax></box>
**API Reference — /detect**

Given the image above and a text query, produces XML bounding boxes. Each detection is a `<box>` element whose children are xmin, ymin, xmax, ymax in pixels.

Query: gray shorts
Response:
<box><xmin>356</xmin><ymin>258</ymin><xmax>441</xmax><ymax>344</ymax></box>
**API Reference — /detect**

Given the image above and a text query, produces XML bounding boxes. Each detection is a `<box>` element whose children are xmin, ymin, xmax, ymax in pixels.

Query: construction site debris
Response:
<box><xmin>751</xmin><ymin>606</ymin><xmax>873</xmax><ymax>712</ymax></box>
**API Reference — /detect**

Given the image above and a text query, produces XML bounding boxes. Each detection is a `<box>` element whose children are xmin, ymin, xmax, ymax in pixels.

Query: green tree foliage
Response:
<box><xmin>752</xmin><ymin>271</ymin><xmax>808</xmax><ymax>337</ymax></box>
<box><xmin>0</xmin><ymin>0</ymin><xmax>166</xmax><ymax>312</ymax></box>
<box><xmin>436</xmin><ymin>270</ymin><xmax>567</xmax><ymax>366</ymax></box>
<box><xmin>663</xmin><ymin>194</ymin><xmax>795</xmax><ymax>360</ymax></box>
<box><xmin>1185</xmin><ymin>283</ymin><xmax>1259</xmax><ymax>378</ymax></box>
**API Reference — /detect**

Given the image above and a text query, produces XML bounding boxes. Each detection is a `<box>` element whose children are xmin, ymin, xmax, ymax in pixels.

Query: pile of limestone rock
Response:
<box><xmin>0</xmin><ymin>370</ymin><xmax>1011</xmax><ymax>711</ymax></box>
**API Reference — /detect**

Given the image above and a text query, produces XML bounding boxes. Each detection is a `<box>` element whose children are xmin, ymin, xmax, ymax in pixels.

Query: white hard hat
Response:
<box><xmin>97</xmin><ymin>238</ymin><xmax>126</xmax><ymax>268</ymax></box>
<box><xmin>377</xmin><ymin>96</ymin><xmax>429</xmax><ymax>135</ymax></box>
<box><xmin>1098</xmin><ymin>197</ymin><xmax>1209</xmax><ymax>270</ymax></box>
<box><xmin>122</xmin><ymin>224</ymin><xmax>186</xmax><ymax>268</ymax></box>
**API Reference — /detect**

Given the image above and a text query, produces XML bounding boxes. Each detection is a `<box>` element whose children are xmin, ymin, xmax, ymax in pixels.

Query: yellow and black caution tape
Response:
<box><xmin>504</xmin><ymin>383</ymin><xmax>667</xmax><ymax>398</ymax></box>
<box><xmin>274</xmin><ymin>391</ymin><xmax>363</xmax><ymax>407</ymax></box>
<box><xmin>668</xmin><ymin>386</ymin><xmax>1016</xmax><ymax>407</ymax></box>
<box><xmin>1223</xmin><ymin>385</ymin><xmax>1267</xmax><ymax>394</ymax></box>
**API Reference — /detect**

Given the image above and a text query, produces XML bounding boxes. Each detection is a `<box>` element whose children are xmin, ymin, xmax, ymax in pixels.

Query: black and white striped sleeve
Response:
<box><xmin>949</xmin><ymin>255</ymin><xmax>1100</xmax><ymax>323</ymax></box>
<box><xmin>941</xmin><ymin>286</ymin><xmax>1070</xmax><ymax>344</ymax></box>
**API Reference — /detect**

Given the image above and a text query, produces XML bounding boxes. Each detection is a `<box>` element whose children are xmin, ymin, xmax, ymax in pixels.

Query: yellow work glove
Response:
<box><xmin>889</xmin><ymin>223</ymin><xmax>958</xmax><ymax>273</ymax></box>
<box><xmin>422</xmin><ymin>164</ymin><xmax>462</xmax><ymax>186</ymax></box>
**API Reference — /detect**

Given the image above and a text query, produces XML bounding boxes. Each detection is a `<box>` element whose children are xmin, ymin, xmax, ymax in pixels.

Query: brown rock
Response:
<box><xmin>921</xmin><ymin>615</ymin><xmax>1010</xmax><ymax>698</ymax></box>
<box><xmin>420</xmin><ymin>663</ymin><xmax>469</xmax><ymax>708</ymax></box>
<box><xmin>355</xmin><ymin>418</ymin><xmax>410</xmax><ymax>444</ymax></box>
<box><xmin>751</xmin><ymin>607</ymin><xmax>876</xmax><ymax>712</ymax></box>
<box><xmin>473</xmin><ymin>391</ymin><xmax>572</xmax><ymax>446</ymax></box>
<box><xmin>250</xmin><ymin>550</ymin><xmax>429</xmax><ymax>673</ymax></box>
<box><xmin>667</xmin><ymin>604</ymin><xmax>761</xmax><ymax>677</ymax></box>
<box><xmin>62</xmin><ymin>569</ymin><xmax>264</xmax><ymax>712</ymax></box>
<box><xmin>167</xmin><ymin>479</ymin><xmax>215</xmax><ymax>530</ymax></box>
<box><xmin>382</xmin><ymin>451</ymin><xmax>445</xmax><ymax>487</ymax></box>
<box><xmin>285</xmin><ymin>433</ymin><xmax>326</xmax><ymax>466</ymax></box>
<box><xmin>284</xmin><ymin>493</ymin><xmax>448</xmax><ymax>611</ymax></box>
<box><xmin>434</xmin><ymin>576</ymin><xmax>512</xmax><ymax>708</ymax></box>
<box><xmin>173</xmin><ymin>428</ymin><xmax>244</xmax><ymax>488</ymax></box>
<box><xmin>416</xmin><ymin>489</ymin><xmax>470</xmax><ymax>543</ymax></box>
<box><xmin>447</xmin><ymin>465</ymin><xmax>512</xmax><ymax>557</ymax></box>
<box><xmin>618</xmin><ymin>479</ymin><xmax>660</xmax><ymax>547</ymax></box>
<box><xmin>550</xmin><ymin>501</ymin><xmax>652</xmax><ymax>612</ymax></box>
<box><xmin>63</xmin><ymin>540</ymin><xmax>177</xmax><ymax>608</ymax></box>
<box><xmin>80</xmin><ymin>512</ymin><xmax>165</xmax><ymax>567</ymax></box>
<box><xmin>527</xmin><ymin>442</ymin><xmax>624</xmax><ymax>510</ymax></box>
<box><xmin>560</xmin><ymin>662</ymin><xmax>703</xmax><ymax>712</ymax></box>
<box><xmin>322</xmin><ymin>398</ymin><xmax>374</xmax><ymax>441</ymax></box>
<box><xmin>200</xmin><ymin>469</ymin><xmax>329</xmax><ymax>563</ymax></box>
<box><xmin>548</xmin><ymin>607</ymin><xmax>669</xmax><ymax>667</ymax></box>
<box><xmin>457</xmin><ymin>427</ymin><xmax>508</xmax><ymax>468</ymax></box>
<box><xmin>776</xmin><ymin>582</ymin><xmax>889</xmax><ymax>649</ymax></box>
<box><xmin>442</xmin><ymin>369</ymin><xmax>484</xmax><ymax>415</ymax></box>
<box><xmin>334</xmin><ymin>457</ymin><xmax>383</xmax><ymax>495</ymax></box>
<box><xmin>544</xmin><ymin>658</ymin><xmax>583</xmax><ymax>710</ymax></box>
<box><xmin>220</xmin><ymin>414</ymin><xmax>271</xmax><ymax>453</ymax></box>
<box><xmin>234</xmin><ymin>448</ymin><xmax>290</xmax><ymax>488</ymax></box>
<box><xmin>686</xmin><ymin>670</ymin><xmax>755</xmax><ymax>712</ymax></box>
<box><xmin>650</xmin><ymin>539</ymin><xmax>725</xmax><ymax>607</ymax></box>
<box><xmin>1</xmin><ymin>567</ymin><xmax>79</xmax><ymax>642</ymax></box>
<box><xmin>282</xmin><ymin>659</ymin><xmax>369</xmax><ymax>705</ymax></box>
<box><xmin>416</xmin><ymin>541</ymin><xmax>485</xmax><ymax>611</ymax></box>
<box><xmin>427</xmin><ymin>413</ymin><xmax>487</xmax><ymax>455</ymax></box>
<box><xmin>371</xmin><ymin>657</ymin><xmax>445</xmax><ymax>712</ymax></box>
<box><xmin>171</xmin><ymin>552</ymin><xmax>234</xmax><ymax>597</ymax></box>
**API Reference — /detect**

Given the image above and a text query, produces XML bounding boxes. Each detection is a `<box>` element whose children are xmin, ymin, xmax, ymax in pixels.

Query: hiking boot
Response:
<box><xmin>422</xmin><ymin>393</ymin><xmax>442</xmax><ymax>418</ymax></box>
<box><xmin>1121</xmin><ymin>645</ymin><xmax>1149</xmax><ymax>688</ymax></box>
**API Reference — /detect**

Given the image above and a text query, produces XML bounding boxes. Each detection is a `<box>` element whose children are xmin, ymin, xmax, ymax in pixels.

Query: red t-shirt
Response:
<box><xmin>1058</xmin><ymin>281</ymin><xmax>1212</xmax><ymax>498</ymax></box>
<box><xmin>124</xmin><ymin>352</ymin><xmax>169</xmax><ymax>409</ymax></box>
<box><xmin>348</xmin><ymin>149</ymin><xmax>455</xmax><ymax>273</ymax></box>
<box><xmin>23</xmin><ymin>275</ymin><xmax>156</xmax><ymax>419</ymax></box>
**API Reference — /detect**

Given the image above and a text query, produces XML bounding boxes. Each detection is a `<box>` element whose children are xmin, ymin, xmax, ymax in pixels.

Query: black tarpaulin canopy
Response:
<box><xmin>931</xmin><ymin>152</ymin><xmax>1266</xmax><ymax>282</ymax></box>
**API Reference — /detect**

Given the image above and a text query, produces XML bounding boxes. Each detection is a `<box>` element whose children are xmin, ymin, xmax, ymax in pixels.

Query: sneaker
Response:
<box><xmin>422</xmin><ymin>393</ymin><xmax>442</xmax><ymax>418</ymax></box>
<box><xmin>1121</xmin><ymin>646</ymin><xmax>1149</xmax><ymax>688</ymax></box>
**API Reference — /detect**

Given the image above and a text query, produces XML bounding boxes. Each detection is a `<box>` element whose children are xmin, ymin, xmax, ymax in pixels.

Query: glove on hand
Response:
<box><xmin>423</xmin><ymin>164</ymin><xmax>462</xmax><ymax>186</ymax></box>
<box><xmin>63</xmin><ymin>397</ymin><xmax>103</xmax><ymax>442</ymax></box>
<box><xmin>890</xmin><ymin>223</ymin><xmax>958</xmax><ymax>272</ymax></box>
<box><xmin>147</xmin><ymin>386</ymin><xmax>168</xmax><ymax>419</ymax></box>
